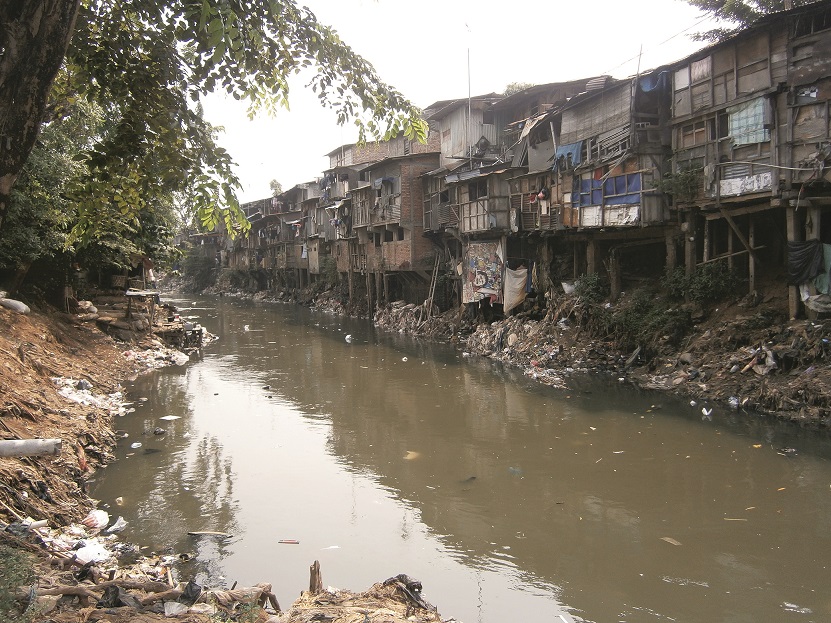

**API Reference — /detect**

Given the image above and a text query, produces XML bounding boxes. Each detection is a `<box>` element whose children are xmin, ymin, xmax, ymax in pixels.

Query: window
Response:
<box><xmin>439</xmin><ymin>190</ymin><xmax>449</xmax><ymax>203</ymax></box>
<box><xmin>603</xmin><ymin>173</ymin><xmax>642</xmax><ymax>206</ymax></box>
<box><xmin>468</xmin><ymin>179</ymin><xmax>487</xmax><ymax>200</ymax></box>
<box><xmin>675</xmin><ymin>67</ymin><xmax>690</xmax><ymax>90</ymax></box>
<box><xmin>728</xmin><ymin>97</ymin><xmax>769</xmax><ymax>145</ymax></box>
<box><xmin>690</xmin><ymin>57</ymin><xmax>712</xmax><ymax>83</ymax></box>
<box><xmin>710</xmin><ymin>113</ymin><xmax>729</xmax><ymax>140</ymax></box>
<box><xmin>795</xmin><ymin>6</ymin><xmax>831</xmax><ymax>37</ymax></box>
<box><xmin>576</xmin><ymin>175</ymin><xmax>603</xmax><ymax>207</ymax></box>
<box><xmin>680</xmin><ymin>121</ymin><xmax>707</xmax><ymax>148</ymax></box>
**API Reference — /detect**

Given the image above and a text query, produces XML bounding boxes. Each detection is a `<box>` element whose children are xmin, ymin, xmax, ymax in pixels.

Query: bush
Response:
<box><xmin>609</xmin><ymin>290</ymin><xmax>691</xmax><ymax>352</ymax></box>
<box><xmin>661</xmin><ymin>261</ymin><xmax>739</xmax><ymax>305</ymax></box>
<box><xmin>0</xmin><ymin>545</ymin><xmax>35</xmax><ymax>622</ymax></box>
<box><xmin>574</xmin><ymin>272</ymin><xmax>607</xmax><ymax>304</ymax></box>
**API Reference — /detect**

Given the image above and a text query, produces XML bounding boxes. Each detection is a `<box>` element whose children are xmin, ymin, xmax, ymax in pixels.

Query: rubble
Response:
<box><xmin>369</xmin><ymin>290</ymin><xmax>831</xmax><ymax>426</ymax></box>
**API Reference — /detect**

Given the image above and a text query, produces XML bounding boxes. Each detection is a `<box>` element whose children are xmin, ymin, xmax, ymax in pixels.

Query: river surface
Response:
<box><xmin>91</xmin><ymin>295</ymin><xmax>831</xmax><ymax>623</ymax></box>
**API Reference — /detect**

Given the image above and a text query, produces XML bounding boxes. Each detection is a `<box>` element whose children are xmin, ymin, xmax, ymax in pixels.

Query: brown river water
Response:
<box><xmin>91</xmin><ymin>295</ymin><xmax>831</xmax><ymax>623</ymax></box>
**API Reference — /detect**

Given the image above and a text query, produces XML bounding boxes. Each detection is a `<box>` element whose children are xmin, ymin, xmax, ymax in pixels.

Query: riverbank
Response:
<box><xmin>0</xmin><ymin>300</ymin><xmax>454</xmax><ymax>623</ymax></box>
<box><xmin>219</xmin><ymin>274</ymin><xmax>831</xmax><ymax>428</ymax></box>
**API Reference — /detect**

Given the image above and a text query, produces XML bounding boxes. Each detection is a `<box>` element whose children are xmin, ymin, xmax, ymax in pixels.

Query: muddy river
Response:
<box><xmin>91</xmin><ymin>295</ymin><xmax>831</xmax><ymax>623</ymax></box>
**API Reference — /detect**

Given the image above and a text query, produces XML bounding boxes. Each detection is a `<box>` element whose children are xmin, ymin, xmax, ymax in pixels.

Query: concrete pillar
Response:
<box><xmin>684</xmin><ymin>210</ymin><xmax>697</xmax><ymax>277</ymax></box>
<box><xmin>375</xmin><ymin>272</ymin><xmax>383</xmax><ymax>308</ymax></box>
<box><xmin>748</xmin><ymin>217</ymin><xmax>756</xmax><ymax>293</ymax></box>
<box><xmin>366</xmin><ymin>270</ymin><xmax>373</xmax><ymax>318</ymax></box>
<box><xmin>609</xmin><ymin>252</ymin><xmax>621</xmax><ymax>302</ymax></box>
<box><xmin>665</xmin><ymin>231</ymin><xmax>677</xmax><ymax>275</ymax></box>
<box><xmin>703</xmin><ymin>218</ymin><xmax>710</xmax><ymax>263</ymax></box>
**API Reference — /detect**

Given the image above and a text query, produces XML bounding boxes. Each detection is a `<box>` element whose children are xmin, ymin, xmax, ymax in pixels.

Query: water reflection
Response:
<box><xmin>92</xmin><ymin>296</ymin><xmax>831</xmax><ymax>623</ymax></box>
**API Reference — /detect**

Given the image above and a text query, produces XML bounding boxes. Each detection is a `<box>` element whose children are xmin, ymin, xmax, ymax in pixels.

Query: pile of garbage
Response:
<box><xmin>630</xmin><ymin>314</ymin><xmax>831</xmax><ymax>424</ymax></box>
<box><xmin>374</xmin><ymin>301</ymin><xmax>468</xmax><ymax>341</ymax></box>
<box><xmin>3</xmin><ymin>510</ymin><xmax>284</xmax><ymax>622</ymax></box>
<box><xmin>275</xmin><ymin>573</ymin><xmax>450</xmax><ymax>623</ymax></box>
<box><xmin>122</xmin><ymin>340</ymin><xmax>191</xmax><ymax>368</ymax></box>
<box><xmin>463</xmin><ymin>312</ymin><xmax>631</xmax><ymax>389</ymax></box>
<box><xmin>52</xmin><ymin>377</ymin><xmax>129</xmax><ymax>417</ymax></box>
<box><xmin>4</xmin><ymin>514</ymin><xmax>449</xmax><ymax>623</ymax></box>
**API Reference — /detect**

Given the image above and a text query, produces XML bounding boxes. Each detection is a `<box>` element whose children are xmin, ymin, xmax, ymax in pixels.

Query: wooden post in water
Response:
<box><xmin>309</xmin><ymin>560</ymin><xmax>323</xmax><ymax>594</ymax></box>
<box><xmin>366</xmin><ymin>271</ymin><xmax>373</xmax><ymax>317</ymax></box>
<box><xmin>375</xmin><ymin>271</ymin><xmax>383</xmax><ymax>308</ymax></box>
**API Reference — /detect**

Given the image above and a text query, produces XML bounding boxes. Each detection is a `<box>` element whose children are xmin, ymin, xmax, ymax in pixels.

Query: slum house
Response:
<box><xmin>421</xmin><ymin>93</ymin><xmax>504</xmax><ymax>248</ymax></box>
<box><xmin>226</xmin><ymin>197</ymin><xmax>284</xmax><ymax>289</ymax></box>
<box><xmin>421</xmin><ymin>94</ymin><xmax>510</xmax><ymax>311</ymax></box>
<box><xmin>527</xmin><ymin>70</ymin><xmax>675</xmax><ymax>302</ymax></box>
<box><xmin>349</xmin><ymin>150</ymin><xmax>441</xmax><ymax>309</ymax></box>
<box><xmin>667</xmin><ymin>0</ymin><xmax>831</xmax><ymax>318</ymax></box>
<box><xmin>322</xmin><ymin>142</ymin><xmax>385</xmax><ymax>278</ymax></box>
<box><xmin>300</xmin><ymin>188</ymin><xmax>328</xmax><ymax>279</ymax></box>
<box><xmin>270</xmin><ymin>182</ymin><xmax>320</xmax><ymax>289</ymax></box>
<box><xmin>228</xmin><ymin>198</ymin><xmax>273</xmax><ymax>269</ymax></box>
<box><xmin>487</xmin><ymin>78</ymin><xmax>609</xmax><ymax>307</ymax></box>
<box><xmin>186</xmin><ymin>231</ymin><xmax>223</xmax><ymax>267</ymax></box>
<box><xmin>320</xmin><ymin>134</ymin><xmax>441</xmax><ymax>309</ymax></box>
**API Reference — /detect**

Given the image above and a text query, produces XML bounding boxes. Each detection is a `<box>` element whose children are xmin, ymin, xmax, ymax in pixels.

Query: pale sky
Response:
<box><xmin>202</xmin><ymin>0</ymin><xmax>721</xmax><ymax>203</ymax></box>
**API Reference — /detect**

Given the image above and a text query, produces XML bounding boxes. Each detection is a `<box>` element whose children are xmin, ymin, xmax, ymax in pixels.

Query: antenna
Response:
<box><xmin>466</xmin><ymin>22</ymin><xmax>472</xmax><ymax>171</ymax></box>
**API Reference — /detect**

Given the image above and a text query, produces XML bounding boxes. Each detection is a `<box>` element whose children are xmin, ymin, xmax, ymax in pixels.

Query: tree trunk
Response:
<box><xmin>0</xmin><ymin>0</ymin><xmax>81</xmax><ymax>231</ymax></box>
<box><xmin>9</xmin><ymin>261</ymin><xmax>31</xmax><ymax>296</ymax></box>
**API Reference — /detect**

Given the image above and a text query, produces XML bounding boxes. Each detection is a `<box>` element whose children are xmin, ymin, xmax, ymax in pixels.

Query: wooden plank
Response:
<box><xmin>718</xmin><ymin>206</ymin><xmax>760</xmax><ymax>265</ymax></box>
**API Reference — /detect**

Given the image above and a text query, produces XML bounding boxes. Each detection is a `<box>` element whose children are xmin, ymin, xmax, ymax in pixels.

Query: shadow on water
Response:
<box><xmin>92</xmin><ymin>295</ymin><xmax>831</xmax><ymax>623</ymax></box>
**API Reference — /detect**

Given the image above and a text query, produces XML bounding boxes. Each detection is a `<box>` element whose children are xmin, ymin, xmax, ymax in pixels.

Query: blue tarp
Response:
<box><xmin>574</xmin><ymin>173</ymin><xmax>642</xmax><ymax>207</ymax></box>
<box><xmin>638</xmin><ymin>71</ymin><xmax>669</xmax><ymax>93</ymax></box>
<box><xmin>552</xmin><ymin>141</ymin><xmax>583</xmax><ymax>172</ymax></box>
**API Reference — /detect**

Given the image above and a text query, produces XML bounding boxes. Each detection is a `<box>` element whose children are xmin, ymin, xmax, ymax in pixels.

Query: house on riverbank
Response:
<box><xmin>198</xmin><ymin>0</ymin><xmax>831</xmax><ymax>320</ymax></box>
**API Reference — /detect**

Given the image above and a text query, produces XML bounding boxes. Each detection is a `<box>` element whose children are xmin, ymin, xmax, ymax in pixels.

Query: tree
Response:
<box><xmin>0</xmin><ymin>0</ymin><xmax>428</xmax><ymax>239</ymax></box>
<box><xmin>270</xmin><ymin>179</ymin><xmax>284</xmax><ymax>197</ymax></box>
<box><xmin>0</xmin><ymin>83</ymin><xmax>180</xmax><ymax>295</ymax></box>
<box><xmin>685</xmin><ymin>0</ymin><xmax>821</xmax><ymax>40</ymax></box>
<box><xmin>503</xmin><ymin>82</ymin><xmax>534</xmax><ymax>96</ymax></box>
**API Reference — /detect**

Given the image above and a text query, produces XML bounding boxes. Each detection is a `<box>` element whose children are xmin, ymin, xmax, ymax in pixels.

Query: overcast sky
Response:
<box><xmin>202</xmin><ymin>0</ymin><xmax>722</xmax><ymax>203</ymax></box>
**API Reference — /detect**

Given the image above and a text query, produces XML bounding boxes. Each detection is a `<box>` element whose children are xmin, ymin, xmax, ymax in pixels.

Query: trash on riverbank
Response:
<box><xmin>276</xmin><ymin>568</ymin><xmax>447</xmax><ymax>623</ymax></box>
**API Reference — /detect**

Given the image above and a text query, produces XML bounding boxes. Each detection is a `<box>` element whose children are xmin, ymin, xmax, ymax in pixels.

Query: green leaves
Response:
<box><xmin>9</xmin><ymin>0</ymin><xmax>425</xmax><ymax>255</ymax></box>
<box><xmin>685</xmin><ymin>0</ymin><xmax>821</xmax><ymax>40</ymax></box>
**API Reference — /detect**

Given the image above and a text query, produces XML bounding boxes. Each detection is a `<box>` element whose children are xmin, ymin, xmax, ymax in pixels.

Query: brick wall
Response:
<box><xmin>329</xmin><ymin>131</ymin><xmax>442</xmax><ymax>168</ymax></box>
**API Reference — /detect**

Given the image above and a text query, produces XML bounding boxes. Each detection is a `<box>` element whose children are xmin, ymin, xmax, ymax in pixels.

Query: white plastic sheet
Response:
<box><xmin>503</xmin><ymin>267</ymin><xmax>528</xmax><ymax>313</ymax></box>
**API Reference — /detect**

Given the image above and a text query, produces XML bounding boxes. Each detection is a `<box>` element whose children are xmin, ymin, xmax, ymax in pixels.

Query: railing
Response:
<box><xmin>372</xmin><ymin>203</ymin><xmax>401</xmax><ymax>224</ymax></box>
